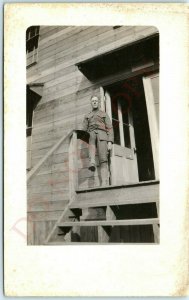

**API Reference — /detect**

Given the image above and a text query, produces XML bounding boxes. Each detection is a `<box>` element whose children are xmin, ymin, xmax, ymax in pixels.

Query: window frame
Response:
<box><xmin>26</xmin><ymin>26</ymin><xmax>40</xmax><ymax>68</ymax></box>
<box><xmin>102</xmin><ymin>87</ymin><xmax>132</xmax><ymax>149</ymax></box>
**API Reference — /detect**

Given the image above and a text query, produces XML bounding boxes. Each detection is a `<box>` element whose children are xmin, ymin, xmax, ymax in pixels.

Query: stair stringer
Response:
<box><xmin>44</xmin><ymin>196</ymin><xmax>76</xmax><ymax>244</ymax></box>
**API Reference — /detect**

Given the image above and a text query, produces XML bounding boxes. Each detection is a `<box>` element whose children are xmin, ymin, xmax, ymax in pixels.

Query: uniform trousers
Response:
<box><xmin>88</xmin><ymin>130</ymin><xmax>108</xmax><ymax>165</ymax></box>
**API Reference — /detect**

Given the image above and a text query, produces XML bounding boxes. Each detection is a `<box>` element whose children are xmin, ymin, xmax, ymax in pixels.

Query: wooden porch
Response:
<box><xmin>27</xmin><ymin>130</ymin><xmax>159</xmax><ymax>244</ymax></box>
<box><xmin>46</xmin><ymin>180</ymin><xmax>159</xmax><ymax>244</ymax></box>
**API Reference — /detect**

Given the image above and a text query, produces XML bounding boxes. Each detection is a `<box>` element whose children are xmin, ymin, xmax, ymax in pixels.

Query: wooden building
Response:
<box><xmin>26</xmin><ymin>26</ymin><xmax>160</xmax><ymax>244</ymax></box>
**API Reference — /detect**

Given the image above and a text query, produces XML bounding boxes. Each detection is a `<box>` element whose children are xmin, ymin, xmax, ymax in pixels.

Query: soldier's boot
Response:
<box><xmin>88</xmin><ymin>163</ymin><xmax>96</xmax><ymax>172</ymax></box>
<box><xmin>100</xmin><ymin>162</ymin><xmax>109</xmax><ymax>186</ymax></box>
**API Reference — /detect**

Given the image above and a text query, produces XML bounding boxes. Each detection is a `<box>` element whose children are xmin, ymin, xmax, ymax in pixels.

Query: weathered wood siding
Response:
<box><xmin>27</xmin><ymin>26</ymin><xmax>158</xmax><ymax>244</ymax></box>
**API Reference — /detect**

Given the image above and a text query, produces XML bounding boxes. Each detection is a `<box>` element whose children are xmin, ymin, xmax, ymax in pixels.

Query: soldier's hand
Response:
<box><xmin>107</xmin><ymin>142</ymin><xmax>112</xmax><ymax>151</ymax></box>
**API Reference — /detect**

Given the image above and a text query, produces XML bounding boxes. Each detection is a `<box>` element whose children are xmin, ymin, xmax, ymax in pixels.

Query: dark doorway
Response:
<box><xmin>129</xmin><ymin>76</ymin><xmax>155</xmax><ymax>181</ymax></box>
<box><xmin>106</xmin><ymin>76</ymin><xmax>155</xmax><ymax>181</ymax></box>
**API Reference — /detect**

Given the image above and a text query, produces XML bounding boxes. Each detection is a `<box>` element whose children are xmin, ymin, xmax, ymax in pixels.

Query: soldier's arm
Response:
<box><xmin>105</xmin><ymin>114</ymin><xmax>114</xmax><ymax>143</ymax></box>
<box><xmin>82</xmin><ymin>115</ymin><xmax>89</xmax><ymax>132</ymax></box>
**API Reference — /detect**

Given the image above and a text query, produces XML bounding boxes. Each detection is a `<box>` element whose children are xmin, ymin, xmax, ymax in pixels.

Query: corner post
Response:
<box><xmin>69</xmin><ymin>131</ymin><xmax>78</xmax><ymax>202</ymax></box>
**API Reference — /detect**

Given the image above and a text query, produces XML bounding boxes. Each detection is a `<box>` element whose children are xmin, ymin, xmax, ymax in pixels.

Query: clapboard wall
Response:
<box><xmin>27</xmin><ymin>26</ymin><xmax>158</xmax><ymax>244</ymax></box>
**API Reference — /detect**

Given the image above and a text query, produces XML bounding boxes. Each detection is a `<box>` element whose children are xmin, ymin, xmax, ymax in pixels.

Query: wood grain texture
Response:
<box><xmin>27</xmin><ymin>26</ymin><xmax>157</xmax><ymax>83</ymax></box>
<box><xmin>74</xmin><ymin>182</ymin><xmax>159</xmax><ymax>208</ymax></box>
<box><xmin>38</xmin><ymin>26</ymin><xmax>133</xmax><ymax>70</ymax></box>
<box><xmin>98</xmin><ymin>226</ymin><xmax>110</xmax><ymax>242</ymax></box>
<box><xmin>28</xmin><ymin>211</ymin><xmax>63</xmax><ymax>222</ymax></box>
<box><xmin>39</xmin><ymin>27</ymin><xmax>110</xmax><ymax>61</ymax></box>
<box><xmin>27</xmin><ymin>221</ymin><xmax>34</xmax><ymax>245</ymax></box>
<box><xmin>28</xmin><ymin>220</ymin><xmax>56</xmax><ymax>245</ymax></box>
<box><xmin>152</xmin><ymin>223</ymin><xmax>160</xmax><ymax>243</ymax></box>
<box><xmin>27</xmin><ymin>26</ymin><xmax>159</xmax><ymax>244</ymax></box>
<box><xmin>58</xmin><ymin>218</ymin><xmax>159</xmax><ymax>227</ymax></box>
<box><xmin>28</xmin><ymin>200</ymin><xmax>69</xmax><ymax>212</ymax></box>
<box><xmin>28</xmin><ymin>190</ymin><xmax>69</xmax><ymax>203</ymax></box>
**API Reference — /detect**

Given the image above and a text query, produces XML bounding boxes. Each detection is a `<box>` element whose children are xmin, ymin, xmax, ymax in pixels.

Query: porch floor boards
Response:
<box><xmin>73</xmin><ymin>180</ymin><xmax>159</xmax><ymax>210</ymax></box>
<box><xmin>76</xmin><ymin>180</ymin><xmax>159</xmax><ymax>193</ymax></box>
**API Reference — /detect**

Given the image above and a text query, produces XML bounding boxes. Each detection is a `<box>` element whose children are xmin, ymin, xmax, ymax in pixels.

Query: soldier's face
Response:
<box><xmin>91</xmin><ymin>97</ymin><xmax>99</xmax><ymax>109</ymax></box>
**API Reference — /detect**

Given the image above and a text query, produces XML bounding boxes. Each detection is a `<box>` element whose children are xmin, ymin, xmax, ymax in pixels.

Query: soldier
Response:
<box><xmin>83</xmin><ymin>95</ymin><xmax>114</xmax><ymax>186</ymax></box>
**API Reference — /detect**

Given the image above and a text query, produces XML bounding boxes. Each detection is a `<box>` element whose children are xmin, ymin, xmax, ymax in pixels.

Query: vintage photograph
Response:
<box><xmin>26</xmin><ymin>26</ymin><xmax>160</xmax><ymax>244</ymax></box>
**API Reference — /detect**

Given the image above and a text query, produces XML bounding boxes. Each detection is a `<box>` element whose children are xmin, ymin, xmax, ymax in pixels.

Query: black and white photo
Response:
<box><xmin>27</xmin><ymin>26</ymin><xmax>160</xmax><ymax>244</ymax></box>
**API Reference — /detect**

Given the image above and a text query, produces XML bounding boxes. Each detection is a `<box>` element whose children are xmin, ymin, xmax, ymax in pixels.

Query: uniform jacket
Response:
<box><xmin>83</xmin><ymin>109</ymin><xmax>114</xmax><ymax>143</ymax></box>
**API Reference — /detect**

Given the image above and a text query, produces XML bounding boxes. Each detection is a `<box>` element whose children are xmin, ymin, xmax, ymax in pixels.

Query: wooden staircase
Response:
<box><xmin>27</xmin><ymin>130</ymin><xmax>160</xmax><ymax>244</ymax></box>
<box><xmin>45</xmin><ymin>181</ymin><xmax>159</xmax><ymax>244</ymax></box>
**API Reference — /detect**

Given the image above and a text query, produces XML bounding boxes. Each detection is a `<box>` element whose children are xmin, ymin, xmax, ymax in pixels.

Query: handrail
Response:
<box><xmin>27</xmin><ymin>129</ymin><xmax>74</xmax><ymax>182</ymax></box>
<box><xmin>44</xmin><ymin>130</ymin><xmax>78</xmax><ymax>244</ymax></box>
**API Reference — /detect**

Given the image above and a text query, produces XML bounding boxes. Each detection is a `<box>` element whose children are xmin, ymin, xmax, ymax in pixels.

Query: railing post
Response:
<box><xmin>69</xmin><ymin>131</ymin><xmax>78</xmax><ymax>202</ymax></box>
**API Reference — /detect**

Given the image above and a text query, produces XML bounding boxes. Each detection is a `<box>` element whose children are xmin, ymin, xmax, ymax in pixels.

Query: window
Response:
<box><xmin>104</xmin><ymin>83</ymin><xmax>131</xmax><ymax>148</ymax></box>
<box><xmin>26</xmin><ymin>26</ymin><xmax>40</xmax><ymax>68</ymax></box>
<box><xmin>26</xmin><ymin>84</ymin><xmax>42</xmax><ymax>170</ymax></box>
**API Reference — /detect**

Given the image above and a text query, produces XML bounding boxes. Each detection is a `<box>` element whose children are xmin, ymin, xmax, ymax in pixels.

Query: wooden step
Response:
<box><xmin>74</xmin><ymin>181</ymin><xmax>159</xmax><ymax>209</ymax></box>
<box><xmin>69</xmin><ymin>198</ymin><xmax>159</xmax><ymax>209</ymax></box>
<box><xmin>58</xmin><ymin>218</ymin><xmax>159</xmax><ymax>227</ymax></box>
<box><xmin>76</xmin><ymin>180</ymin><xmax>159</xmax><ymax>193</ymax></box>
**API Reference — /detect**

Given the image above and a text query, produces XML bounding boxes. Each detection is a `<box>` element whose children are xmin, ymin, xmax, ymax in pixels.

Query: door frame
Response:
<box><xmin>142</xmin><ymin>73</ymin><xmax>159</xmax><ymax>179</ymax></box>
<box><xmin>100</xmin><ymin>68</ymin><xmax>159</xmax><ymax>183</ymax></box>
<box><xmin>101</xmin><ymin>86</ymin><xmax>139</xmax><ymax>184</ymax></box>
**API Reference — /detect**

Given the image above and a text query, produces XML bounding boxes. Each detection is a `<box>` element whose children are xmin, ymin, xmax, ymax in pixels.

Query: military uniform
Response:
<box><xmin>83</xmin><ymin>109</ymin><xmax>114</xmax><ymax>185</ymax></box>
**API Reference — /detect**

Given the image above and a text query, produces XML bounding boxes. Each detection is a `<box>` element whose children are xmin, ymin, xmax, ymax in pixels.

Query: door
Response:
<box><xmin>143</xmin><ymin>73</ymin><xmax>159</xmax><ymax>179</ymax></box>
<box><xmin>101</xmin><ymin>87</ymin><xmax>139</xmax><ymax>185</ymax></box>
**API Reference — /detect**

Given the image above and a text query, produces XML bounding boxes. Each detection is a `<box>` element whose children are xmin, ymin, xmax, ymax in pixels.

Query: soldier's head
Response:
<box><xmin>91</xmin><ymin>95</ymin><xmax>99</xmax><ymax>110</ymax></box>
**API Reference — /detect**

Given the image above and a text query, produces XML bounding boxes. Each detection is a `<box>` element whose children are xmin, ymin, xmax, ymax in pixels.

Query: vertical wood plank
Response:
<box><xmin>152</xmin><ymin>223</ymin><xmax>160</xmax><ymax>243</ymax></box>
<box><xmin>128</xmin><ymin>110</ymin><xmax>139</xmax><ymax>182</ymax></box>
<box><xmin>72</xmin><ymin>131</ymin><xmax>78</xmax><ymax>190</ymax></box>
<box><xmin>105</xmin><ymin>90</ymin><xmax>112</xmax><ymax>122</ymax></box>
<box><xmin>27</xmin><ymin>221</ymin><xmax>34</xmax><ymax>245</ymax></box>
<box><xmin>118</xmin><ymin>101</ymin><xmax>125</xmax><ymax>147</ymax></box>
<box><xmin>27</xmin><ymin>135</ymin><xmax>32</xmax><ymax>171</ymax></box>
<box><xmin>105</xmin><ymin>206</ymin><xmax>116</xmax><ymax>243</ymax></box>
<box><xmin>106</xmin><ymin>206</ymin><xmax>116</xmax><ymax>220</ymax></box>
<box><xmin>69</xmin><ymin>131</ymin><xmax>78</xmax><ymax>202</ymax></box>
<box><xmin>100</xmin><ymin>87</ymin><xmax>105</xmax><ymax>111</ymax></box>
<box><xmin>128</xmin><ymin>109</ymin><xmax>135</xmax><ymax>149</ymax></box>
<box><xmin>143</xmin><ymin>75</ymin><xmax>159</xmax><ymax>179</ymax></box>
<box><xmin>98</xmin><ymin>226</ymin><xmax>110</xmax><ymax>243</ymax></box>
<box><xmin>156</xmin><ymin>201</ymin><xmax>159</xmax><ymax>218</ymax></box>
<box><xmin>110</xmin><ymin>156</ymin><xmax>116</xmax><ymax>186</ymax></box>
<box><xmin>105</xmin><ymin>90</ymin><xmax>115</xmax><ymax>185</ymax></box>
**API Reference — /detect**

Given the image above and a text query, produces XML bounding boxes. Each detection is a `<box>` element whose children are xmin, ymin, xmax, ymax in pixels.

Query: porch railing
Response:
<box><xmin>27</xmin><ymin>130</ymin><xmax>74</xmax><ymax>179</ymax></box>
<box><xmin>27</xmin><ymin>130</ymin><xmax>80</xmax><ymax>204</ymax></box>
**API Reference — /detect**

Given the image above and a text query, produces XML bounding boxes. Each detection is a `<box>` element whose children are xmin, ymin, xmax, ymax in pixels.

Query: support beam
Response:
<box><xmin>98</xmin><ymin>226</ymin><xmax>110</xmax><ymax>243</ymax></box>
<box><xmin>74</xmin><ymin>182</ymin><xmax>159</xmax><ymax>208</ymax></box>
<box><xmin>69</xmin><ymin>131</ymin><xmax>78</xmax><ymax>202</ymax></box>
<box><xmin>58</xmin><ymin>218</ymin><xmax>159</xmax><ymax>227</ymax></box>
<box><xmin>152</xmin><ymin>223</ymin><xmax>160</xmax><ymax>243</ymax></box>
<box><xmin>106</xmin><ymin>206</ymin><xmax>116</xmax><ymax>220</ymax></box>
<box><xmin>100</xmin><ymin>87</ymin><xmax>105</xmax><ymax>111</ymax></box>
<box><xmin>118</xmin><ymin>101</ymin><xmax>125</xmax><ymax>147</ymax></box>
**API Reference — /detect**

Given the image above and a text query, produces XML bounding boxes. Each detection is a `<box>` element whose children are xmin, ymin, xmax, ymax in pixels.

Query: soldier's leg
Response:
<box><xmin>97</xmin><ymin>137</ymin><xmax>109</xmax><ymax>186</ymax></box>
<box><xmin>88</xmin><ymin>131</ymin><xmax>97</xmax><ymax>171</ymax></box>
